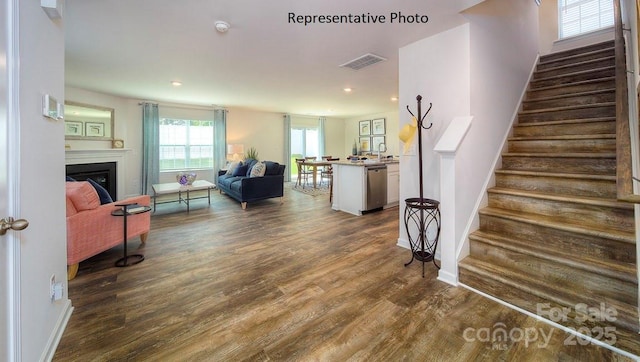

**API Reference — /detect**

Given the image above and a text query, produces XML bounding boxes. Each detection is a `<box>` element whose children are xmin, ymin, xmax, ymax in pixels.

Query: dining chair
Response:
<box><xmin>303</xmin><ymin>156</ymin><xmax>319</xmax><ymax>186</ymax></box>
<box><xmin>295</xmin><ymin>158</ymin><xmax>313</xmax><ymax>188</ymax></box>
<box><xmin>321</xmin><ymin>158</ymin><xmax>339</xmax><ymax>202</ymax></box>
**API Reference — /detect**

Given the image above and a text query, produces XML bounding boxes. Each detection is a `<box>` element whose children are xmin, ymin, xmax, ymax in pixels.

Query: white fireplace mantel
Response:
<box><xmin>65</xmin><ymin>149</ymin><xmax>132</xmax><ymax>200</ymax></box>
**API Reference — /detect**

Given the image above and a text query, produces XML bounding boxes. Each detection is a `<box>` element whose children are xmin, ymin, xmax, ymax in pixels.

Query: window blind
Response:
<box><xmin>558</xmin><ymin>0</ymin><xmax>614</xmax><ymax>38</ymax></box>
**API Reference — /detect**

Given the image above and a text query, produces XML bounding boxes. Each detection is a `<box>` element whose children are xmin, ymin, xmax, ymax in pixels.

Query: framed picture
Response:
<box><xmin>372</xmin><ymin>118</ymin><xmax>386</xmax><ymax>135</ymax></box>
<box><xmin>359</xmin><ymin>137</ymin><xmax>371</xmax><ymax>152</ymax></box>
<box><xmin>372</xmin><ymin>136</ymin><xmax>386</xmax><ymax>152</ymax></box>
<box><xmin>359</xmin><ymin>120</ymin><xmax>371</xmax><ymax>136</ymax></box>
<box><xmin>64</xmin><ymin>121</ymin><xmax>83</xmax><ymax>136</ymax></box>
<box><xmin>85</xmin><ymin>122</ymin><xmax>105</xmax><ymax>137</ymax></box>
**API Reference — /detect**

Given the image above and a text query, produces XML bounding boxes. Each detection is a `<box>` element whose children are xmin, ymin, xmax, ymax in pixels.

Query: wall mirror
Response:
<box><xmin>64</xmin><ymin>101</ymin><xmax>114</xmax><ymax>140</ymax></box>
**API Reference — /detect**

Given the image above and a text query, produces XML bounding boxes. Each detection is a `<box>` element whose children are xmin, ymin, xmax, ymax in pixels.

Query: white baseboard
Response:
<box><xmin>40</xmin><ymin>300</ymin><xmax>73</xmax><ymax>362</ymax></box>
<box><xmin>437</xmin><ymin>269</ymin><xmax>458</xmax><ymax>286</ymax></box>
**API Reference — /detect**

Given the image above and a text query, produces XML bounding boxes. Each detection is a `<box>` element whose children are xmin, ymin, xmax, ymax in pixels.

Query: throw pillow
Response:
<box><xmin>244</xmin><ymin>159</ymin><xmax>257</xmax><ymax>176</ymax></box>
<box><xmin>232</xmin><ymin>164</ymin><xmax>249</xmax><ymax>177</ymax></box>
<box><xmin>263</xmin><ymin>161</ymin><xmax>280</xmax><ymax>176</ymax></box>
<box><xmin>226</xmin><ymin>161</ymin><xmax>242</xmax><ymax>175</ymax></box>
<box><xmin>250</xmin><ymin>161</ymin><xmax>266</xmax><ymax>177</ymax></box>
<box><xmin>66</xmin><ymin>181</ymin><xmax>101</xmax><ymax>211</ymax></box>
<box><xmin>87</xmin><ymin>178</ymin><xmax>113</xmax><ymax>204</ymax></box>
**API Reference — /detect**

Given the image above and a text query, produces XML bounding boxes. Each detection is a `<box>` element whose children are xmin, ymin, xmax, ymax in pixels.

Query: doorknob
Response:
<box><xmin>0</xmin><ymin>217</ymin><xmax>29</xmax><ymax>236</ymax></box>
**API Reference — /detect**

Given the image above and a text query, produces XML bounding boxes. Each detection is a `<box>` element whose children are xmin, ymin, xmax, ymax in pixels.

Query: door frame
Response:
<box><xmin>1</xmin><ymin>0</ymin><xmax>22</xmax><ymax>360</ymax></box>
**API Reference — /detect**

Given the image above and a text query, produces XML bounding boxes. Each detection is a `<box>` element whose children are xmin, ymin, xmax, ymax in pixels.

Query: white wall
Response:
<box><xmin>398</xmin><ymin>23</ymin><xmax>472</xmax><ymax>248</ymax></box>
<box><xmin>397</xmin><ymin>0</ymin><xmax>539</xmax><ymax>261</ymax></box>
<box><xmin>344</xmin><ymin>110</ymin><xmax>399</xmax><ymax>157</ymax></box>
<box><xmin>459</xmin><ymin>0</ymin><xmax>540</xmax><ymax>257</ymax></box>
<box><xmin>17</xmin><ymin>1</ymin><xmax>69</xmax><ymax>360</ymax></box>
<box><xmin>64</xmin><ymin>88</ymin><xmax>349</xmax><ymax>189</ymax></box>
<box><xmin>539</xmin><ymin>0</ymin><xmax>559</xmax><ymax>55</ymax></box>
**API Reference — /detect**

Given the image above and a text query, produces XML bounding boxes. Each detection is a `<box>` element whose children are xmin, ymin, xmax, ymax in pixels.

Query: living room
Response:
<box><xmin>4</xmin><ymin>0</ymin><xmax>639</xmax><ymax>360</ymax></box>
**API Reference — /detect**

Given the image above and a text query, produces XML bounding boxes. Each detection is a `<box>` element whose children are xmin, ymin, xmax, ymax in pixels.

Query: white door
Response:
<box><xmin>2</xmin><ymin>2</ymin><xmax>68</xmax><ymax>360</ymax></box>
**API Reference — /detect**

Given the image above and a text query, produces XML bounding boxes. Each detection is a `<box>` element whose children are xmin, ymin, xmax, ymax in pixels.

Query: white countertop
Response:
<box><xmin>333</xmin><ymin>159</ymin><xmax>399</xmax><ymax>167</ymax></box>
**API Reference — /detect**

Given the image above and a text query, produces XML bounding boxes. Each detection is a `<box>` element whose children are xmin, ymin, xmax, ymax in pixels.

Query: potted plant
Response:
<box><xmin>245</xmin><ymin>146</ymin><xmax>259</xmax><ymax>160</ymax></box>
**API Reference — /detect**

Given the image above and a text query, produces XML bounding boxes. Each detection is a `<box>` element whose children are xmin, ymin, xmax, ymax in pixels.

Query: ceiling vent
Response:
<box><xmin>339</xmin><ymin>53</ymin><xmax>387</xmax><ymax>71</ymax></box>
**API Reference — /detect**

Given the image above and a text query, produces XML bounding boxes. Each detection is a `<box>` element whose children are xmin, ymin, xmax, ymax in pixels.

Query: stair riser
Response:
<box><xmin>495</xmin><ymin>173</ymin><xmax>616</xmax><ymax>198</ymax></box>
<box><xmin>502</xmin><ymin>155</ymin><xmax>616</xmax><ymax>174</ymax></box>
<box><xmin>526</xmin><ymin>78</ymin><xmax>615</xmax><ymax>99</ymax></box>
<box><xmin>468</xmin><ymin>239</ymin><xmax>637</xmax><ymax>305</ymax></box>
<box><xmin>530</xmin><ymin>67</ymin><xmax>615</xmax><ymax>89</ymax></box>
<box><xmin>458</xmin><ymin>266</ymin><xmax>638</xmax><ymax>334</ymax></box>
<box><xmin>538</xmin><ymin>48</ymin><xmax>615</xmax><ymax>70</ymax></box>
<box><xmin>522</xmin><ymin>91</ymin><xmax>615</xmax><ymax>111</ymax></box>
<box><xmin>513</xmin><ymin>120</ymin><xmax>616</xmax><ymax>137</ymax></box>
<box><xmin>518</xmin><ymin>104</ymin><xmax>615</xmax><ymax>123</ymax></box>
<box><xmin>535</xmin><ymin>57</ymin><xmax>614</xmax><ymax>79</ymax></box>
<box><xmin>479</xmin><ymin>213</ymin><xmax>636</xmax><ymax>264</ymax></box>
<box><xmin>508</xmin><ymin>138</ymin><xmax>616</xmax><ymax>153</ymax></box>
<box><xmin>487</xmin><ymin>192</ymin><xmax>634</xmax><ymax>232</ymax></box>
<box><xmin>539</xmin><ymin>42</ymin><xmax>614</xmax><ymax>63</ymax></box>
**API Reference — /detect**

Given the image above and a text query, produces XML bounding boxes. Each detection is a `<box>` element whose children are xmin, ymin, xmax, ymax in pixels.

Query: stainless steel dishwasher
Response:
<box><xmin>364</xmin><ymin>165</ymin><xmax>387</xmax><ymax>212</ymax></box>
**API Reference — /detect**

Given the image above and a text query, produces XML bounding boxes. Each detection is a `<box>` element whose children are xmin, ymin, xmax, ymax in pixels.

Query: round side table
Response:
<box><xmin>111</xmin><ymin>203</ymin><xmax>151</xmax><ymax>267</ymax></box>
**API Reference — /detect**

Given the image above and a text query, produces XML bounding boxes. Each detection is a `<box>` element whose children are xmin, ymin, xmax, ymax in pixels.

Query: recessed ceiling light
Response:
<box><xmin>171</xmin><ymin>81</ymin><xmax>182</xmax><ymax>86</ymax></box>
<box><xmin>390</xmin><ymin>96</ymin><xmax>398</xmax><ymax>102</ymax></box>
<box><xmin>343</xmin><ymin>88</ymin><xmax>353</xmax><ymax>93</ymax></box>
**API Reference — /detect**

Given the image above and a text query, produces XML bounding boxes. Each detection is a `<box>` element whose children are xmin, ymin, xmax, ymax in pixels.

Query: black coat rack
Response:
<box><xmin>404</xmin><ymin>95</ymin><xmax>441</xmax><ymax>277</ymax></box>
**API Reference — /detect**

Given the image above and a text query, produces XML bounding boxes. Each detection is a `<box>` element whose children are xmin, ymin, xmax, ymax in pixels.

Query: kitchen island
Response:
<box><xmin>331</xmin><ymin>159</ymin><xmax>399</xmax><ymax>216</ymax></box>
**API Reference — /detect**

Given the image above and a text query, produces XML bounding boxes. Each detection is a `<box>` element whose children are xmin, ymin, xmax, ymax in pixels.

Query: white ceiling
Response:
<box><xmin>64</xmin><ymin>1</ymin><xmax>481</xmax><ymax>118</ymax></box>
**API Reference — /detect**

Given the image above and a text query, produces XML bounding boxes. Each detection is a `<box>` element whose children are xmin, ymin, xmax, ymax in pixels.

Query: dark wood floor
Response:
<box><xmin>54</xmin><ymin>184</ymin><xmax>635</xmax><ymax>361</ymax></box>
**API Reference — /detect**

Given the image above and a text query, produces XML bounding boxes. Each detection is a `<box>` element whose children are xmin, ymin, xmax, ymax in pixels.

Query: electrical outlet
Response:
<box><xmin>49</xmin><ymin>274</ymin><xmax>64</xmax><ymax>302</ymax></box>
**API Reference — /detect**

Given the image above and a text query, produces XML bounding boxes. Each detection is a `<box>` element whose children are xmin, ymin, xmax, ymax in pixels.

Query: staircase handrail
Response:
<box><xmin>614</xmin><ymin>0</ymin><xmax>639</xmax><ymax>203</ymax></box>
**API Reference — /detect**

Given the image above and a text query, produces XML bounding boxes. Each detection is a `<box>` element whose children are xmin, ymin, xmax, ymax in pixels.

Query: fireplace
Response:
<box><xmin>66</xmin><ymin>162</ymin><xmax>117</xmax><ymax>200</ymax></box>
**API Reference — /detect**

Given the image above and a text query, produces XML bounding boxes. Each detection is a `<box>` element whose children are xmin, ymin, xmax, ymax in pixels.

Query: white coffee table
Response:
<box><xmin>151</xmin><ymin>180</ymin><xmax>216</xmax><ymax>213</ymax></box>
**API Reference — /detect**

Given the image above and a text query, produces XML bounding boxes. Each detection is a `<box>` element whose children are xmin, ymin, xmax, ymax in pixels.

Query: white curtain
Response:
<box><xmin>318</xmin><ymin>116</ymin><xmax>326</xmax><ymax>158</ymax></box>
<box><xmin>213</xmin><ymin>109</ymin><xmax>227</xmax><ymax>185</ymax></box>
<box><xmin>283</xmin><ymin>114</ymin><xmax>291</xmax><ymax>182</ymax></box>
<box><xmin>141</xmin><ymin>102</ymin><xmax>159</xmax><ymax>195</ymax></box>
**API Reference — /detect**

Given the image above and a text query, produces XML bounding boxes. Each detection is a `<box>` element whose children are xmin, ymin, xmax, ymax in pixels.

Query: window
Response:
<box><xmin>558</xmin><ymin>0</ymin><xmax>614</xmax><ymax>39</ymax></box>
<box><xmin>290</xmin><ymin>127</ymin><xmax>319</xmax><ymax>177</ymax></box>
<box><xmin>159</xmin><ymin>118</ymin><xmax>214</xmax><ymax>171</ymax></box>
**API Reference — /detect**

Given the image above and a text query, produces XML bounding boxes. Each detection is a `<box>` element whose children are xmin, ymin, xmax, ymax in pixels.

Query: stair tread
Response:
<box><xmin>488</xmin><ymin>187</ymin><xmax>634</xmax><ymax>210</ymax></box>
<box><xmin>459</xmin><ymin>257</ymin><xmax>639</xmax><ymax>329</ymax></box>
<box><xmin>469</xmin><ymin>229</ymin><xmax>637</xmax><ymax>282</ymax></box>
<box><xmin>522</xmin><ymin>88</ymin><xmax>615</xmax><ymax>104</ymax></box>
<box><xmin>530</xmin><ymin>65</ymin><xmax>614</xmax><ymax>84</ymax></box>
<box><xmin>518</xmin><ymin>101</ymin><xmax>615</xmax><ymax>115</ymax></box>
<box><xmin>503</xmin><ymin>152</ymin><xmax>616</xmax><ymax>158</ymax></box>
<box><xmin>514</xmin><ymin>117</ymin><xmax>615</xmax><ymax>128</ymax></box>
<box><xmin>536</xmin><ymin>56</ymin><xmax>614</xmax><ymax>75</ymax></box>
<box><xmin>539</xmin><ymin>43</ymin><xmax>614</xmax><ymax>64</ymax></box>
<box><xmin>509</xmin><ymin>134</ymin><xmax>616</xmax><ymax>141</ymax></box>
<box><xmin>527</xmin><ymin>76</ymin><xmax>615</xmax><ymax>94</ymax></box>
<box><xmin>495</xmin><ymin>169</ymin><xmax>616</xmax><ymax>181</ymax></box>
<box><xmin>479</xmin><ymin>206</ymin><xmax>635</xmax><ymax>243</ymax></box>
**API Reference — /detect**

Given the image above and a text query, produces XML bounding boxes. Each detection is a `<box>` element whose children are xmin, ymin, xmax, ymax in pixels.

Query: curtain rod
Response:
<box><xmin>137</xmin><ymin>101</ymin><xmax>226</xmax><ymax>111</ymax></box>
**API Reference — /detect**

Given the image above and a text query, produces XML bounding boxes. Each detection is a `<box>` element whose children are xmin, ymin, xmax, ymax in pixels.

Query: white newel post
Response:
<box><xmin>433</xmin><ymin>116</ymin><xmax>473</xmax><ymax>286</ymax></box>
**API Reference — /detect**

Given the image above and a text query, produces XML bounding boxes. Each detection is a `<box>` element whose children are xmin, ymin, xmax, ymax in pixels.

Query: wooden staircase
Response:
<box><xmin>459</xmin><ymin>40</ymin><xmax>639</xmax><ymax>355</ymax></box>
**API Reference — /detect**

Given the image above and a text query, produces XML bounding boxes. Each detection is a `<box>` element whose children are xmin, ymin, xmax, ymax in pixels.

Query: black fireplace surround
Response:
<box><xmin>66</xmin><ymin>162</ymin><xmax>117</xmax><ymax>200</ymax></box>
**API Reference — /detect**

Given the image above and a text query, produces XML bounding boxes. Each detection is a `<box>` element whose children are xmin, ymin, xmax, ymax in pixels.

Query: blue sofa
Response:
<box><xmin>217</xmin><ymin>159</ymin><xmax>286</xmax><ymax>209</ymax></box>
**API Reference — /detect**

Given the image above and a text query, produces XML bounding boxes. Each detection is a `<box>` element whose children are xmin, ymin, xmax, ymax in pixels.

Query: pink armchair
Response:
<box><xmin>66</xmin><ymin>181</ymin><xmax>150</xmax><ymax>280</ymax></box>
